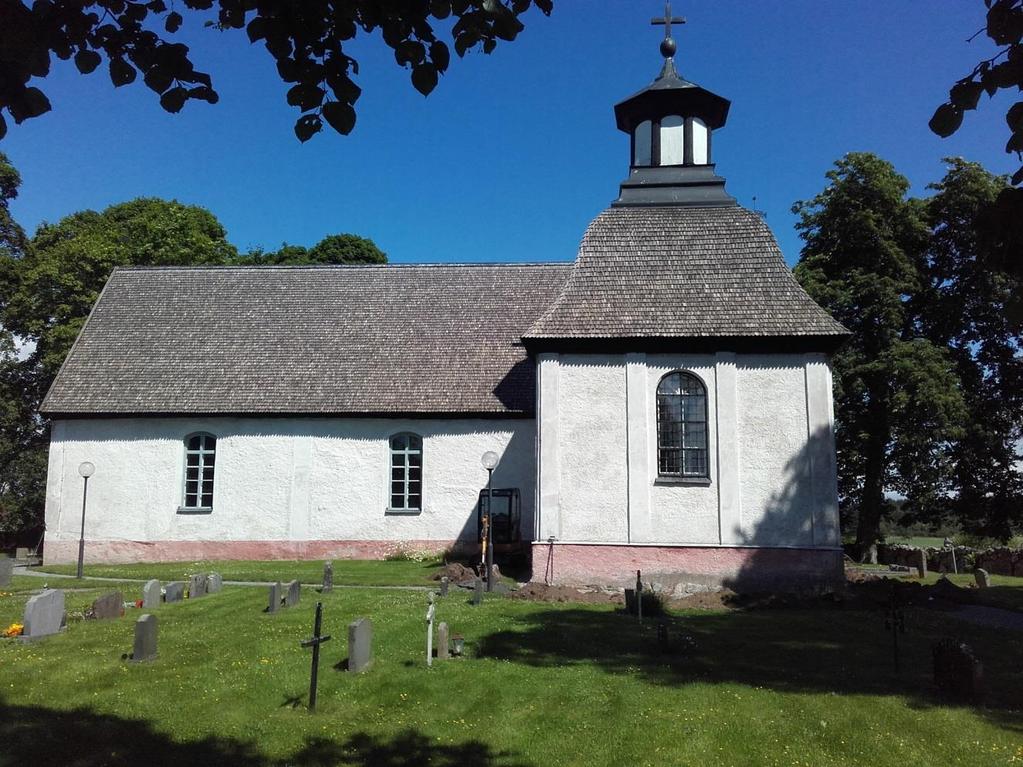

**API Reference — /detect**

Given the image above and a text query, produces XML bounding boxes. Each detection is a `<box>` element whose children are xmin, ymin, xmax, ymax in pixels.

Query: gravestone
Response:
<box><xmin>933</xmin><ymin>637</ymin><xmax>984</xmax><ymax>700</ymax></box>
<box><xmin>437</xmin><ymin>621</ymin><xmax>449</xmax><ymax>661</ymax></box>
<box><xmin>439</xmin><ymin>576</ymin><xmax>449</xmax><ymax>597</ymax></box>
<box><xmin>974</xmin><ymin>568</ymin><xmax>990</xmax><ymax>589</ymax></box>
<box><xmin>206</xmin><ymin>573</ymin><xmax>223</xmax><ymax>594</ymax></box>
<box><xmin>91</xmin><ymin>591</ymin><xmax>123</xmax><ymax>620</ymax></box>
<box><xmin>142</xmin><ymin>580</ymin><xmax>161</xmax><ymax>608</ymax></box>
<box><xmin>22</xmin><ymin>589</ymin><xmax>64</xmax><ymax>640</ymax></box>
<box><xmin>285</xmin><ymin>580</ymin><xmax>301</xmax><ymax>608</ymax></box>
<box><xmin>914</xmin><ymin>549</ymin><xmax>927</xmax><ymax>579</ymax></box>
<box><xmin>188</xmin><ymin>574</ymin><xmax>207</xmax><ymax>599</ymax></box>
<box><xmin>867</xmin><ymin>544</ymin><xmax>878</xmax><ymax>565</ymax></box>
<box><xmin>0</xmin><ymin>555</ymin><xmax>12</xmax><ymax>588</ymax></box>
<box><xmin>130</xmin><ymin>614</ymin><xmax>158</xmax><ymax>662</ymax></box>
<box><xmin>15</xmin><ymin>547</ymin><xmax>29</xmax><ymax>560</ymax></box>
<box><xmin>471</xmin><ymin>577</ymin><xmax>483</xmax><ymax>606</ymax></box>
<box><xmin>164</xmin><ymin>582</ymin><xmax>185</xmax><ymax>603</ymax></box>
<box><xmin>322</xmin><ymin>562</ymin><xmax>333</xmax><ymax>594</ymax></box>
<box><xmin>267</xmin><ymin>582</ymin><xmax>282</xmax><ymax>614</ymax></box>
<box><xmin>347</xmin><ymin>617</ymin><xmax>373</xmax><ymax>673</ymax></box>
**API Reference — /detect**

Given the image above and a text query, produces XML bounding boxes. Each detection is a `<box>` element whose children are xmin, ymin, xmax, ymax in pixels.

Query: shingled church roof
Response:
<box><xmin>524</xmin><ymin>205</ymin><xmax>849</xmax><ymax>348</ymax></box>
<box><xmin>40</xmin><ymin>263</ymin><xmax>571</xmax><ymax>418</ymax></box>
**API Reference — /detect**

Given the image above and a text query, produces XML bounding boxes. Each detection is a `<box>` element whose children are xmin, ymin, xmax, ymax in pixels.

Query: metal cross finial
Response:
<box><xmin>651</xmin><ymin>2</ymin><xmax>686</xmax><ymax>59</ymax></box>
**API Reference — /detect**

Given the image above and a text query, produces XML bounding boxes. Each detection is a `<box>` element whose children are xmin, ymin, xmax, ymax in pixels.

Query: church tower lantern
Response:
<box><xmin>613</xmin><ymin>4</ymin><xmax>735</xmax><ymax>207</ymax></box>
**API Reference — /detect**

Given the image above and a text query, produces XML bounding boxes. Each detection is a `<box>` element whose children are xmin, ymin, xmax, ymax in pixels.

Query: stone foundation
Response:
<box><xmin>530</xmin><ymin>542</ymin><xmax>844</xmax><ymax>593</ymax></box>
<box><xmin>42</xmin><ymin>538</ymin><xmax>466</xmax><ymax>565</ymax></box>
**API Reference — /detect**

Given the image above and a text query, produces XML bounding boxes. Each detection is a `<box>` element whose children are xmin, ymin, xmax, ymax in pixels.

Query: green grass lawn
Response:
<box><xmin>2</xmin><ymin>575</ymin><xmax>1022</xmax><ymax>766</ymax></box>
<box><xmin>31</xmin><ymin>558</ymin><xmax>445</xmax><ymax>587</ymax></box>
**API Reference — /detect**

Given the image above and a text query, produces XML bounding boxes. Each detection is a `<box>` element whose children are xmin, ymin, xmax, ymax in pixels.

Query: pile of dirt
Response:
<box><xmin>668</xmin><ymin>589</ymin><xmax>738</xmax><ymax>610</ymax></box>
<box><xmin>432</xmin><ymin>562</ymin><xmax>477</xmax><ymax>583</ymax></box>
<box><xmin>509</xmin><ymin>582</ymin><xmax>625</xmax><ymax>605</ymax></box>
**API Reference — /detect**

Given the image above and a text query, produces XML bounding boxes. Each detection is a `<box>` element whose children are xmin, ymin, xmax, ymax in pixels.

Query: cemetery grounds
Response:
<box><xmin>1</xmin><ymin>561</ymin><xmax>1022</xmax><ymax>767</ymax></box>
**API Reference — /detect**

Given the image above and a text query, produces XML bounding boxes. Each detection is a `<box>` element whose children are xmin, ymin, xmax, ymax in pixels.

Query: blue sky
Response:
<box><xmin>1</xmin><ymin>1</ymin><xmax>1015</xmax><ymax>266</ymax></box>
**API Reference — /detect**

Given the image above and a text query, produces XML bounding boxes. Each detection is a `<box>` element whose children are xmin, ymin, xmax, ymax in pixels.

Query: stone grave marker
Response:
<box><xmin>15</xmin><ymin>547</ymin><xmax>29</xmax><ymax>561</ymax></box>
<box><xmin>933</xmin><ymin>637</ymin><xmax>984</xmax><ymax>700</ymax></box>
<box><xmin>439</xmin><ymin>576</ymin><xmax>449</xmax><ymax>597</ymax></box>
<box><xmin>285</xmin><ymin>580</ymin><xmax>301</xmax><ymax>608</ymax></box>
<box><xmin>164</xmin><ymin>582</ymin><xmax>185</xmax><ymax>603</ymax></box>
<box><xmin>347</xmin><ymin>617</ymin><xmax>373</xmax><ymax>673</ymax></box>
<box><xmin>322</xmin><ymin>561</ymin><xmax>333</xmax><ymax>594</ymax></box>
<box><xmin>91</xmin><ymin>590</ymin><xmax>123</xmax><ymax>620</ymax></box>
<box><xmin>142</xmin><ymin>580</ymin><xmax>161</xmax><ymax>608</ymax></box>
<box><xmin>437</xmin><ymin>621</ymin><xmax>449</xmax><ymax>661</ymax></box>
<box><xmin>130</xmin><ymin>614</ymin><xmax>158</xmax><ymax>662</ymax></box>
<box><xmin>0</xmin><ymin>555</ymin><xmax>12</xmax><ymax>588</ymax></box>
<box><xmin>188</xmin><ymin>573</ymin><xmax>207</xmax><ymax>599</ymax></box>
<box><xmin>267</xmin><ymin>582</ymin><xmax>282</xmax><ymax>614</ymax></box>
<box><xmin>207</xmin><ymin>573</ymin><xmax>223</xmax><ymax>594</ymax></box>
<box><xmin>471</xmin><ymin>577</ymin><xmax>483</xmax><ymax>606</ymax></box>
<box><xmin>914</xmin><ymin>549</ymin><xmax>927</xmax><ymax>579</ymax></box>
<box><xmin>974</xmin><ymin>568</ymin><xmax>990</xmax><ymax>589</ymax></box>
<box><xmin>22</xmin><ymin>589</ymin><xmax>64</xmax><ymax>640</ymax></box>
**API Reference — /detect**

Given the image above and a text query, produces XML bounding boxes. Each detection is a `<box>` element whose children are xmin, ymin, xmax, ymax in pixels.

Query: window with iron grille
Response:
<box><xmin>656</xmin><ymin>372</ymin><xmax>709</xmax><ymax>479</ymax></box>
<box><xmin>389</xmin><ymin>433</ymin><xmax>422</xmax><ymax>511</ymax></box>
<box><xmin>183</xmin><ymin>433</ymin><xmax>216</xmax><ymax>509</ymax></box>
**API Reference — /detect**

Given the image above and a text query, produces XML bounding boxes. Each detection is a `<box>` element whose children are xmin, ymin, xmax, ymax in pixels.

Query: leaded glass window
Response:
<box><xmin>389</xmin><ymin>433</ymin><xmax>423</xmax><ymax>511</ymax></box>
<box><xmin>183</xmin><ymin>433</ymin><xmax>216</xmax><ymax>509</ymax></box>
<box><xmin>656</xmin><ymin>372</ymin><xmax>709</xmax><ymax>478</ymax></box>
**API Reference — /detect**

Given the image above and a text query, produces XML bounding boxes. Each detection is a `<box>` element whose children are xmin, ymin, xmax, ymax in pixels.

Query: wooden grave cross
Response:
<box><xmin>300</xmin><ymin>601</ymin><xmax>332</xmax><ymax>711</ymax></box>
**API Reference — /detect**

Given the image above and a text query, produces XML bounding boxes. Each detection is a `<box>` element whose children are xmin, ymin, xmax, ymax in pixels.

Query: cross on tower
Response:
<box><xmin>651</xmin><ymin>2</ymin><xmax>685</xmax><ymax>59</ymax></box>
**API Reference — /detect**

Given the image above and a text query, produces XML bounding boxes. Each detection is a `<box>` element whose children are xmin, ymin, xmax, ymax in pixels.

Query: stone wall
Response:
<box><xmin>877</xmin><ymin>543</ymin><xmax>1023</xmax><ymax>577</ymax></box>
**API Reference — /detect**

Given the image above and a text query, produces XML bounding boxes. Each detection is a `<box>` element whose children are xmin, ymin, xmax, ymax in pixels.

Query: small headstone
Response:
<box><xmin>974</xmin><ymin>568</ymin><xmax>990</xmax><ymax>589</ymax></box>
<box><xmin>267</xmin><ymin>582</ymin><xmax>282</xmax><ymax>614</ymax></box>
<box><xmin>91</xmin><ymin>591</ymin><xmax>123</xmax><ymax>620</ymax></box>
<box><xmin>914</xmin><ymin>549</ymin><xmax>927</xmax><ymax>579</ymax></box>
<box><xmin>933</xmin><ymin>637</ymin><xmax>984</xmax><ymax>700</ymax></box>
<box><xmin>15</xmin><ymin>547</ymin><xmax>29</xmax><ymax>560</ymax></box>
<box><xmin>322</xmin><ymin>561</ymin><xmax>333</xmax><ymax>594</ymax></box>
<box><xmin>188</xmin><ymin>573</ymin><xmax>207</xmax><ymax>599</ymax></box>
<box><xmin>439</xmin><ymin>576</ymin><xmax>449</xmax><ymax>597</ymax></box>
<box><xmin>0</xmin><ymin>555</ymin><xmax>12</xmax><ymax>588</ymax></box>
<box><xmin>347</xmin><ymin>617</ymin><xmax>373</xmax><ymax>673</ymax></box>
<box><xmin>285</xmin><ymin>580</ymin><xmax>301</xmax><ymax>608</ymax></box>
<box><xmin>471</xmin><ymin>577</ymin><xmax>483</xmax><ymax>606</ymax></box>
<box><xmin>130</xmin><ymin>614</ymin><xmax>158</xmax><ymax>662</ymax></box>
<box><xmin>22</xmin><ymin>589</ymin><xmax>65</xmax><ymax>640</ymax></box>
<box><xmin>142</xmin><ymin>579</ymin><xmax>161</xmax><ymax>608</ymax></box>
<box><xmin>867</xmin><ymin>544</ymin><xmax>878</xmax><ymax>565</ymax></box>
<box><xmin>206</xmin><ymin>573</ymin><xmax>223</xmax><ymax>594</ymax></box>
<box><xmin>437</xmin><ymin>621</ymin><xmax>450</xmax><ymax>661</ymax></box>
<box><xmin>164</xmin><ymin>582</ymin><xmax>185</xmax><ymax>603</ymax></box>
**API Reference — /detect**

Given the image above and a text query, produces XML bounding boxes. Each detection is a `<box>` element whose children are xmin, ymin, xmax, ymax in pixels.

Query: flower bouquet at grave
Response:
<box><xmin>2</xmin><ymin>622</ymin><xmax>23</xmax><ymax>638</ymax></box>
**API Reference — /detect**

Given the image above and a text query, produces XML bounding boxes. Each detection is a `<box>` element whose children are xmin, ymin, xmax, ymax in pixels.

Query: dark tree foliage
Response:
<box><xmin>0</xmin><ymin>0</ymin><xmax>553</xmax><ymax>142</ymax></box>
<box><xmin>916</xmin><ymin>159</ymin><xmax>1023</xmax><ymax>539</ymax></box>
<box><xmin>241</xmin><ymin>233</ymin><xmax>386</xmax><ymax>265</ymax></box>
<box><xmin>794</xmin><ymin>153</ymin><xmax>966</xmax><ymax>555</ymax></box>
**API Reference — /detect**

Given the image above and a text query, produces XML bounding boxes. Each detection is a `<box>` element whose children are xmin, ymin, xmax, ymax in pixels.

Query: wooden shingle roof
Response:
<box><xmin>41</xmin><ymin>263</ymin><xmax>572</xmax><ymax>417</ymax></box>
<box><xmin>525</xmin><ymin>205</ymin><xmax>849</xmax><ymax>346</ymax></box>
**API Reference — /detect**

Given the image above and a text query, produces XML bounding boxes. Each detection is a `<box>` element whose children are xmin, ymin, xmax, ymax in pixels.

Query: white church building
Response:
<box><xmin>40</xmin><ymin>28</ymin><xmax>849</xmax><ymax>591</ymax></box>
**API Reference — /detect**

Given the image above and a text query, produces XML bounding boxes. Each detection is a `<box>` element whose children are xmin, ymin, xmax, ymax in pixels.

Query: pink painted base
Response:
<box><xmin>531</xmin><ymin>543</ymin><xmax>844</xmax><ymax>592</ymax></box>
<box><xmin>42</xmin><ymin>539</ymin><xmax>465</xmax><ymax>565</ymax></box>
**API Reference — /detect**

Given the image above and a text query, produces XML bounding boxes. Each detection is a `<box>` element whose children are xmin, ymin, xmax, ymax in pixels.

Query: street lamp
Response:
<box><xmin>76</xmin><ymin>461</ymin><xmax>95</xmax><ymax>579</ymax></box>
<box><xmin>481</xmin><ymin>450</ymin><xmax>500</xmax><ymax>592</ymax></box>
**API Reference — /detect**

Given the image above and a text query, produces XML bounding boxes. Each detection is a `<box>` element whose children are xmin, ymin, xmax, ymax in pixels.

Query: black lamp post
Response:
<box><xmin>481</xmin><ymin>450</ymin><xmax>499</xmax><ymax>592</ymax></box>
<box><xmin>76</xmin><ymin>461</ymin><xmax>95</xmax><ymax>579</ymax></box>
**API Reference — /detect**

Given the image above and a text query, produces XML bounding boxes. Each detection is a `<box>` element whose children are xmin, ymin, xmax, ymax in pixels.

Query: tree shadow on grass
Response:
<box><xmin>475</xmin><ymin>604</ymin><xmax>1023</xmax><ymax>735</ymax></box>
<box><xmin>0</xmin><ymin>700</ymin><xmax>530</xmax><ymax>767</ymax></box>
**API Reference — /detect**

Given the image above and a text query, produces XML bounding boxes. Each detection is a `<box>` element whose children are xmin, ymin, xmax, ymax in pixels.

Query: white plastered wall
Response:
<box><xmin>535</xmin><ymin>351</ymin><xmax>840</xmax><ymax>548</ymax></box>
<box><xmin>45</xmin><ymin>417</ymin><xmax>535</xmax><ymax>548</ymax></box>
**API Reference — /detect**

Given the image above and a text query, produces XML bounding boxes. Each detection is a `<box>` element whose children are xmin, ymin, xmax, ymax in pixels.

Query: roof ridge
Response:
<box><xmin>115</xmin><ymin>261</ymin><xmax>574</xmax><ymax>272</ymax></box>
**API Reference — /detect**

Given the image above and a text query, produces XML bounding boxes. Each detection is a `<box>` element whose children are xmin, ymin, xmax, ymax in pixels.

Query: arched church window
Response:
<box><xmin>633</xmin><ymin>120</ymin><xmax>652</xmax><ymax>166</ymax></box>
<box><xmin>656</xmin><ymin>373</ymin><xmax>709</xmax><ymax>478</ymax></box>
<box><xmin>660</xmin><ymin>115</ymin><xmax>685</xmax><ymax>165</ymax></box>
<box><xmin>183</xmin><ymin>432</ymin><xmax>216</xmax><ymax>510</ymax></box>
<box><xmin>389</xmin><ymin>433</ymin><xmax>423</xmax><ymax>511</ymax></box>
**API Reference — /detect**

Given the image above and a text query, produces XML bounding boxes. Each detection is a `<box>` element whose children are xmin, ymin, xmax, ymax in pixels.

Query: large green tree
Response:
<box><xmin>241</xmin><ymin>232</ymin><xmax>386</xmax><ymax>265</ymax></box>
<box><xmin>0</xmin><ymin>0</ymin><xmax>553</xmax><ymax>142</ymax></box>
<box><xmin>917</xmin><ymin>158</ymin><xmax>1023</xmax><ymax>540</ymax></box>
<box><xmin>794</xmin><ymin>153</ymin><xmax>966</xmax><ymax>556</ymax></box>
